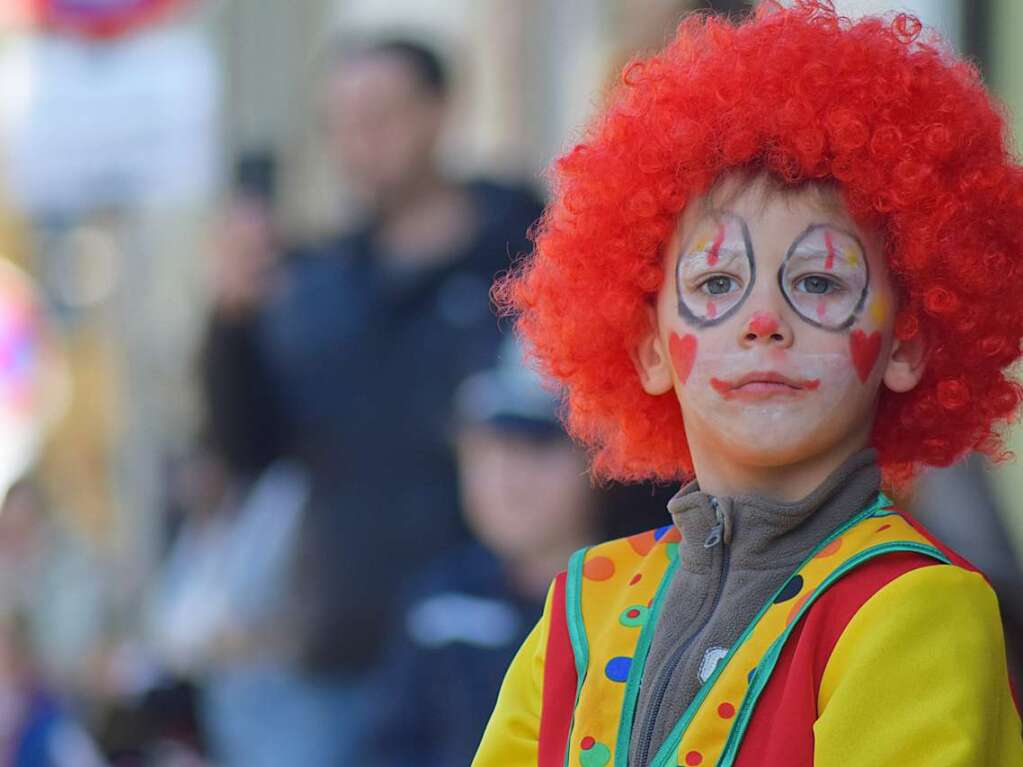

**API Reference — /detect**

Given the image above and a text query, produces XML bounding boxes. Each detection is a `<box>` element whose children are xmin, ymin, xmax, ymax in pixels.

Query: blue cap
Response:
<box><xmin>454</xmin><ymin>337</ymin><xmax>564</xmax><ymax>439</ymax></box>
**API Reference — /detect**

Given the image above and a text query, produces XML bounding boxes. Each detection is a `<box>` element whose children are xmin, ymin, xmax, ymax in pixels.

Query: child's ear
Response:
<box><xmin>883</xmin><ymin>332</ymin><xmax>927</xmax><ymax>393</ymax></box>
<box><xmin>633</xmin><ymin>306</ymin><xmax>675</xmax><ymax>395</ymax></box>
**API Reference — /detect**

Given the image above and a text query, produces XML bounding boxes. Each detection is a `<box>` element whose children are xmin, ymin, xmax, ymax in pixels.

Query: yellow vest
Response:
<box><xmin>564</xmin><ymin>495</ymin><xmax>946</xmax><ymax>767</ymax></box>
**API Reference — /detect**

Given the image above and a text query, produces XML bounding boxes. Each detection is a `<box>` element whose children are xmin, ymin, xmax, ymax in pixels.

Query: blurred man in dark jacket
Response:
<box><xmin>199</xmin><ymin>37</ymin><xmax>543</xmax><ymax>760</ymax></box>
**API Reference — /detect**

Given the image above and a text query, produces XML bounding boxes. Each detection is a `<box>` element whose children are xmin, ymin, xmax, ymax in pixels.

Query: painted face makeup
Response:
<box><xmin>778</xmin><ymin>225</ymin><xmax>869</xmax><ymax>331</ymax></box>
<box><xmin>690</xmin><ymin>348</ymin><xmax>849</xmax><ymax>406</ymax></box>
<box><xmin>678</xmin><ymin>346</ymin><xmax>869</xmax><ymax>461</ymax></box>
<box><xmin>676</xmin><ymin>220</ymin><xmax>869</xmax><ymax>336</ymax></box>
<box><xmin>652</xmin><ymin>178</ymin><xmax>899</xmax><ymax>475</ymax></box>
<box><xmin>675</xmin><ymin>213</ymin><xmax>755</xmax><ymax>326</ymax></box>
<box><xmin>667</xmin><ymin>212</ymin><xmax>885</xmax><ymax>465</ymax></box>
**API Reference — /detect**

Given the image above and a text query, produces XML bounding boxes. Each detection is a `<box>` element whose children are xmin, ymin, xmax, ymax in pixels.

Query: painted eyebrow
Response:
<box><xmin>786</xmin><ymin>248</ymin><xmax>843</xmax><ymax>263</ymax></box>
<box><xmin>790</xmin><ymin>224</ymin><xmax>863</xmax><ymax>247</ymax></box>
<box><xmin>788</xmin><ymin>242</ymin><xmax>864</xmax><ymax>262</ymax></box>
<box><xmin>789</xmin><ymin>224</ymin><xmax>865</xmax><ymax>255</ymax></box>
<box><xmin>679</xmin><ymin>211</ymin><xmax>747</xmax><ymax>252</ymax></box>
<box><xmin>679</xmin><ymin>247</ymin><xmax>747</xmax><ymax>279</ymax></box>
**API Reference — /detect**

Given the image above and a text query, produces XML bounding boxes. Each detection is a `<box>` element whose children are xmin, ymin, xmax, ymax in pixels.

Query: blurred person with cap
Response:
<box><xmin>361</xmin><ymin>341</ymin><xmax>597</xmax><ymax>767</ymax></box>
<box><xmin>198</xmin><ymin>34</ymin><xmax>543</xmax><ymax>763</ymax></box>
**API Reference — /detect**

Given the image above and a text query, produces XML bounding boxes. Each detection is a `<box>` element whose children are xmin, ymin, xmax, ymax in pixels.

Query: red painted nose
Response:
<box><xmin>748</xmin><ymin>313</ymin><xmax>779</xmax><ymax>337</ymax></box>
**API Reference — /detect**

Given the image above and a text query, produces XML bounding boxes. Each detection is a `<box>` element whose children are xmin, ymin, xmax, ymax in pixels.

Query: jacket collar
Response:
<box><xmin>667</xmin><ymin>449</ymin><xmax>880</xmax><ymax>573</ymax></box>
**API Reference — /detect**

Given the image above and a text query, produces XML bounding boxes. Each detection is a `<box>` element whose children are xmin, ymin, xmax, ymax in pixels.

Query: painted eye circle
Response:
<box><xmin>779</xmin><ymin>225</ymin><xmax>869</xmax><ymax>330</ymax></box>
<box><xmin>702</xmin><ymin>276</ymin><xmax>737</xmax><ymax>295</ymax></box>
<box><xmin>796</xmin><ymin>275</ymin><xmax>835</xmax><ymax>295</ymax></box>
<box><xmin>675</xmin><ymin>212</ymin><xmax>753</xmax><ymax>325</ymax></box>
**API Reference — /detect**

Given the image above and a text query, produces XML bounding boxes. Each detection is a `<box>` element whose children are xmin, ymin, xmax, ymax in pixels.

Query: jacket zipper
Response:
<box><xmin>634</xmin><ymin>496</ymin><xmax>730</xmax><ymax>767</ymax></box>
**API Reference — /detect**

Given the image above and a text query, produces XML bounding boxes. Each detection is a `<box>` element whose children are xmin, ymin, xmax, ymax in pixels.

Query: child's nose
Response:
<box><xmin>740</xmin><ymin>311</ymin><xmax>793</xmax><ymax>348</ymax></box>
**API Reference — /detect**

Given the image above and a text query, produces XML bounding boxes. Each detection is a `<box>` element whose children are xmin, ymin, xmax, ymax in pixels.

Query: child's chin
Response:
<box><xmin>710</xmin><ymin>419</ymin><xmax>844</xmax><ymax>468</ymax></box>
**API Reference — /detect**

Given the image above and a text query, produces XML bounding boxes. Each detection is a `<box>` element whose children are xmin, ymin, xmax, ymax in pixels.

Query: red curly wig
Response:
<box><xmin>498</xmin><ymin>0</ymin><xmax>1023</xmax><ymax>487</ymax></box>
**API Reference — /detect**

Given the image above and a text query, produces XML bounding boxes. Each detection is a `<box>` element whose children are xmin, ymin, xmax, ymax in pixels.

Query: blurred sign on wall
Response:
<box><xmin>19</xmin><ymin>0</ymin><xmax>195</xmax><ymax>40</ymax></box>
<box><xmin>0</xmin><ymin>26</ymin><xmax>220</xmax><ymax>216</ymax></box>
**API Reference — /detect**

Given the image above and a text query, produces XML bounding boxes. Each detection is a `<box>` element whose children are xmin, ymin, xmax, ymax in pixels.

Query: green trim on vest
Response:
<box><xmin>559</xmin><ymin>493</ymin><xmax>951</xmax><ymax>767</ymax></box>
<box><xmin>643</xmin><ymin>495</ymin><xmax>949</xmax><ymax>767</ymax></box>
<box><xmin>646</xmin><ymin>494</ymin><xmax>890</xmax><ymax>766</ymax></box>
<box><xmin>566</xmin><ymin>547</ymin><xmax>591</xmax><ymax>684</ymax></box>
<box><xmin>565</xmin><ymin>546</ymin><xmax>590</xmax><ymax>767</ymax></box>
<box><xmin>714</xmin><ymin>541</ymin><xmax>950</xmax><ymax>766</ymax></box>
<box><xmin>614</xmin><ymin>548</ymin><xmax>682</xmax><ymax>765</ymax></box>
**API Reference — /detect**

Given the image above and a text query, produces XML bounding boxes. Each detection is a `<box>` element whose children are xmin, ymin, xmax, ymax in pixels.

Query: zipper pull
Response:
<box><xmin>704</xmin><ymin>496</ymin><xmax>723</xmax><ymax>549</ymax></box>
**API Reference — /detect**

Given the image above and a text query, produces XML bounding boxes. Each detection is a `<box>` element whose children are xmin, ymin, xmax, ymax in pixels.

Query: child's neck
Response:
<box><xmin>690</xmin><ymin>437</ymin><xmax>872</xmax><ymax>503</ymax></box>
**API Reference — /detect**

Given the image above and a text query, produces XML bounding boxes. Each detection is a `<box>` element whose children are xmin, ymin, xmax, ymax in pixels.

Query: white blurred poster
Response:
<box><xmin>0</xmin><ymin>25</ymin><xmax>220</xmax><ymax>215</ymax></box>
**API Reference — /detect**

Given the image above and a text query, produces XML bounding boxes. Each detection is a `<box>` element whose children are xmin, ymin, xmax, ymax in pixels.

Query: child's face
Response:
<box><xmin>637</xmin><ymin>175</ymin><xmax>925</xmax><ymax>475</ymax></box>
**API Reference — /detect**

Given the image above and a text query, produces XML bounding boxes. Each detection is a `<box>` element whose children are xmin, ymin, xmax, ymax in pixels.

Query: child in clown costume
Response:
<box><xmin>473</xmin><ymin>2</ymin><xmax>1023</xmax><ymax>765</ymax></box>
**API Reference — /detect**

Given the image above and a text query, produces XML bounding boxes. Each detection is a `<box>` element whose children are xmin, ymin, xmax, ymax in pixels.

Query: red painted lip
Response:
<box><xmin>710</xmin><ymin>371</ymin><xmax>821</xmax><ymax>399</ymax></box>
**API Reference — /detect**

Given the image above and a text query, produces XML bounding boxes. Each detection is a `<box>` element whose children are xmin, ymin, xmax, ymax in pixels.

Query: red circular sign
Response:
<box><xmin>25</xmin><ymin>0</ymin><xmax>195</xmax><ymax>40</ymax></box>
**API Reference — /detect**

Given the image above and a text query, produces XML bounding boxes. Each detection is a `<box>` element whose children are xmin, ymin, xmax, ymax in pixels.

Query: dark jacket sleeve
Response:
<box><xmin>199</xmin><ymin>309</ymin><xmax>289</xmax><ymax>477</ymax></box>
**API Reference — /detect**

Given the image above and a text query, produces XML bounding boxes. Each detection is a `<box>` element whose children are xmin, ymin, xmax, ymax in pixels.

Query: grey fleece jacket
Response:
<box><xmin>627</xmin><ymin>449</ymin><xmax>881</xmax><ymax>766</ymax></box>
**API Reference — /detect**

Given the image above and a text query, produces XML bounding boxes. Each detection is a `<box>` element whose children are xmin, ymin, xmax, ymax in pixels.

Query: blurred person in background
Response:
<box><xmin>141</xmin><ymin>161</ymin><xmax>310</xmax><ymax>767</ymax></box>
<box><xmin>362</xmin><ymin>343</ymin><xmax>596</xmax><ymax>767</ymax></box>
<box><xmin>144</xmin><ymin>449</ymin><xmax>309</xmax><ymax>767</ymax></box>
<box><xmin>0</xmin><ymin>481</ymin><xmax>106</xmax><ymax>767</ymax></box>
<box><xmin>199</xmin><ymin>36</ymin><xmax>543</xmax><ymax>763</ymax></box>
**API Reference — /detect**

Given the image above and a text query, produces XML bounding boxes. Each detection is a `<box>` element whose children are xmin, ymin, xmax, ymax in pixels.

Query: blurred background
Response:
<box><xmin>0</xmin><ymin>0</ymin><xmax>1019</xmax><ymax>765</ymax></box>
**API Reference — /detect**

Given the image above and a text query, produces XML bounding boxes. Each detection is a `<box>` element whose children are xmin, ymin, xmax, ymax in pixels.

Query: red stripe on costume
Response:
<box><xmin>736</xmin><ymin>551</ymin><xmax>940</xmax><ymax>766</ymax></box>
<box><xmin>898</xmin><ymin>511</ymin><xmax>981</xmax><ymax>572</ymax></box>
<box><xmin>538</xmin><ymin>570</ymin><xmax>577</xmax><ymax>767</ymax></box>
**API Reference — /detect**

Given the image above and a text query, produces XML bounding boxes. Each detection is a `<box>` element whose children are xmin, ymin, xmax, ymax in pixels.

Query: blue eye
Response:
<box><xmin>701</xmin><ymin>276</ymin><xmax>738</xmax><ymax>295</ymax></box>
<box><xmin>796</xmin><ymin>275</ymin><xmax>837</xmax><ymax>295</ymax></box>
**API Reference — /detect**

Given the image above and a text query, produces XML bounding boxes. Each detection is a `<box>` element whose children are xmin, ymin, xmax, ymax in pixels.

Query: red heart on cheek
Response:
<box><xmin>849</xmin><ymin>330</ymin><xmax>882</xmax><ymax>383</ymax></box>
<box><xmin>668</xmin><ymin>333</ymin><xmax>698</xmax><ymax>384</ymax></box>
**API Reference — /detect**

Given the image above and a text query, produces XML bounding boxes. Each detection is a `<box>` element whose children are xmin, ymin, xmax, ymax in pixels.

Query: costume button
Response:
<box><xmin>773</xmin><ymin>574</ymin><xmax>804</xmax><ymax>603</ymax></box>
<box><xmin>628</xmin><ymin>531</ymin><xmax>657</xmax><ymax>556</ymax></box>
<box><xmin>619</xmin><ymin>604</ymin><xmax>649</xmax><ymax>628</ymax></box>
<box><xmin>583</xmin><ymin>556</ymin><xmax>616</xmax><ymax>581</ymax></box>
<box><xmin>579</xmin><ymin>739</ymin><xmax>610</xmax><ymax>766</ymax></box>
<box><xmin>604</xmin><ymin>656</ymin><xmax>631</xmax><ymax>682</ymax></box>
<box><xmin>814</xmin><ymin>537</ymin><xmax>843</xmax><ymax>558</ymax></box>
